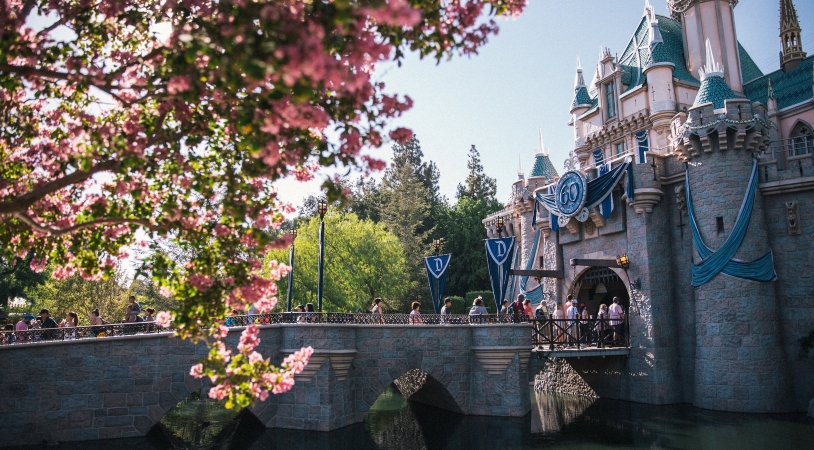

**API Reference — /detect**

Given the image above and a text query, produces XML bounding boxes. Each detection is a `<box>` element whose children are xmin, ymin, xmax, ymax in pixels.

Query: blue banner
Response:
<box><xmin>424</xmin><ymin>254</ymin><xmax>451</xmax><ymax>314</ymax></box>
<box><xmin>485</xmin><ymin>237</ymin><xmax>516</xmax><ymax>312</ymax></box>
<box><xmin>599</xmin><ymin>163</ymin><xmax>613</xmax><ymax>218</ymax></box>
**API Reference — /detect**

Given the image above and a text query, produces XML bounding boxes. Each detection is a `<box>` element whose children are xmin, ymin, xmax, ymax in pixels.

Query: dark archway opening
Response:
<box><xmin>574</xmin><ymin>267</ymin><xmax>630</xmax><ymax>317</ymax></box>
<box><xmin>392</xmin><ymin>368</ymin><xmax>464</xmax><ymax>414</ymax></box>
<box><xmin>146</xmin><ymin>391</ymin><xmax>264</xmax><ymax>450</ymax></box>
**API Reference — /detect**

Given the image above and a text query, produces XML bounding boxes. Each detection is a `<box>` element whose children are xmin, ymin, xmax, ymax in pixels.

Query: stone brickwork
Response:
<box><xmin>689</xmin><ymin>149</ymin><xmax>794</xmax><ymax>413</ymax></box>
<box><xmin>0</xmin><ymin>323</ymin><xmax>532</xmax><ymax>447</ymax></box>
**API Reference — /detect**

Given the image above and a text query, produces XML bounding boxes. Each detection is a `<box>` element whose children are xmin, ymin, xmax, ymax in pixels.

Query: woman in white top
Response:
<box><xmin>371</xmin><ymin>298</ymin><xmax>384</xmax><ymax>324</ymax></box>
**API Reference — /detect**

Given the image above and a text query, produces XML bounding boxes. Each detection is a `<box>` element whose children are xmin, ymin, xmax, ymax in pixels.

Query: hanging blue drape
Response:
<box><xmin>534</xmin><ymin>160</ymin><xmax>631</xmax><ymax>218</ymax></box>
<box><xmin>686</xmin><ymin>159</ymin><xmax>777</xmax><ymax>286</ymax></box>
<box><xmin>592</xmin><ymin>149</ymin><xmax>605</xmax><ymax>166</ymax></box>
<box><xmin>635</xmin><ymin>130</ymin><xmax>649</xmax><ymax>164</ymax></box>
<box><xmin>518</xmin><ymin>229</ymin><xmax>545</xmax><ymax>304</ymax></box>
<box><xmin>599</xmin><ymin>163</ymin><xmax>613</xmax><ymax>218</ymax></box>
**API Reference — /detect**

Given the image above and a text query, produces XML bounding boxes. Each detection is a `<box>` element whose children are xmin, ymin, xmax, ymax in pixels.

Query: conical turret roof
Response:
<box><xmin>693</xmin><ymin>39</ymin><xmax>737</xmax><ymax>110</ymax></box>
<box><xmin>571</xmin><ymin>57</ymin><xmax>593</xmax><ymax>111</ymax></box>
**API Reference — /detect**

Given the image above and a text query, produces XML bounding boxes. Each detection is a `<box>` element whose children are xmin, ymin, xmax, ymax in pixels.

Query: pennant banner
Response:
<box><xmin>424</xmin><ymin>254</ymin><xmax>452</xmax><ymax>314</ymax></box>
<box><xmin>485</xmin><ymin>237</ymin><xmax>516</xmax><ymax>312</ymax></box>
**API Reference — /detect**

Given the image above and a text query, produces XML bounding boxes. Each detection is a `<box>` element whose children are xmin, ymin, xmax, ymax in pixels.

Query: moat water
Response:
<box><xmin>10</xmin><ymin>387</ymin><xmax>813</xmax><ymax>450</ymax></box>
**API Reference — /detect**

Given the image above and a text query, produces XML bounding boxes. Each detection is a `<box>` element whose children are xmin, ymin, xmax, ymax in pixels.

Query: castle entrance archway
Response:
<box><xmin>572</xmin><ymin>267</ymin><xmax>629</xmax><ymax>318</ymax></box>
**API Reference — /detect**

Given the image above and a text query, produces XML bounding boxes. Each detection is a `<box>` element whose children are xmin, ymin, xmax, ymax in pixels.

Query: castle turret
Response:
<box><xmin>670</xmin><ymin>42</ymin><xmax>793</xmax><ymax>413</ymax></box>
<box><xmin>780</xmin><ymin>0</ymin><xmax>806</xmax><ymax>72</ymax></box>
<box><xmin>669</xmin><ymin>0</ymin><xmax>743</xmax><ymax>92</ymax></box>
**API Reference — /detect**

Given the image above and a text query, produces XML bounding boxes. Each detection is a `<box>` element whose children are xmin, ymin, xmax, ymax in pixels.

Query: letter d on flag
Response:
<box><xmin>485</xmin><ymin>237</ymin><xmax>515</xmax><ymax>312</ymax></box>
<box><xmin>424</xmin><ymin>254</ymin><xmax>451</xmax><ymax>314</ymax></box>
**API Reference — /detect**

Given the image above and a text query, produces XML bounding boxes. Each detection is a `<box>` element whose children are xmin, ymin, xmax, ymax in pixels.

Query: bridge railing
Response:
<box><xmin>531</xmin><ymin>317</ymin><xmax>630</xmax><ymax>350</ymax></box>
<box><xmin>0</xmin><ymin>313</ymin><xmax>534</xmax><ymax>346</ymax></box>
<box><xmin>0</xmin><ymin>322</ymin><xmax>169</xmax><ymax>346</ymax></box>
<box><xmin>225</xmin><ymin>312</ymin><xmax>533</xmax><ymax>326</ymax></box>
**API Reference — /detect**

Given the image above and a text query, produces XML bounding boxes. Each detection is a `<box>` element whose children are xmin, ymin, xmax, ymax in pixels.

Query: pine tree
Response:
<box><xmin>456</xmin><ymin>145</ymin><xmax>498</xmax><ymax>202</ymax></box>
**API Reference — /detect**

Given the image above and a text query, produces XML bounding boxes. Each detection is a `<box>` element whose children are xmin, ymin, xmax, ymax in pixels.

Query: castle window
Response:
<box><xmin>716</xmin><ymin>217</ymin><xmax>724</xmax><ymax>235</ymax></box>
<box><xmin>790</xmin><ymin>122</ymin><xmax>814</xmax><ymax>156</ymax></box>
<box><xmin>615</xmin><ymin>141</ymin><xmax>626</xmax><ymax>155</ymax></box>
<box><xmin>605</xmin><ymin>83</ymin><xmax>616</xmax><ymax>119</ymax></box>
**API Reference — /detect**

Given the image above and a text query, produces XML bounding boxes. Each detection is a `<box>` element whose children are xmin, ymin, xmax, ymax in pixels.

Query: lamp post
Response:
<box><xmin>432</xmin><ymin>239</ymin><xmax>441</xmax><ymax>256</ymax></box>
<box><xmin>317</xmin><ymin>200</ymin><xmax>328</xmax><ymax>312</ymax></box>
<box><xmin>286</xmin><ymin>229</ymin><xmax>296</xmax><ymax>312</ymax></box>
<box><xmin>495</xmin><ymin>216</ymin><xmax>504</xmax><ymax>236</ymax></box>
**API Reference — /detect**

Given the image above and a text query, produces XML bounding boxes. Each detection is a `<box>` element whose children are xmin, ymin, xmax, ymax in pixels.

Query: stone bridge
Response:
<box><xmin>0</xmin><ymin>323</ymin><xmax>532</xmax><ymax>447</ymax></box>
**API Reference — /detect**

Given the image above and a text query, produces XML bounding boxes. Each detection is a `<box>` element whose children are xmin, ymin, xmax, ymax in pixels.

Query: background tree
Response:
<box><xmin>264</xmin><ymin>213</ymin><xmax>408</xmax><ymax>313</ymax></box>
<box><xmin>0</xmin><ymin>254</ymin><xmax>46</xmax><ymax>308</ymax></box>
<box><xmin>456</xmin><ymin>145</ymin><xmax>499</xmax><ymax>201</ymax></box>
<box><xmin>0</xmin><ymin>0</ymin><xmax>525</xmax><ymax>407</ymax></box>
<box><xmin>31</xmin><ymin>266</ymin><xmax>131</xmax><ymax>324</ymax></box>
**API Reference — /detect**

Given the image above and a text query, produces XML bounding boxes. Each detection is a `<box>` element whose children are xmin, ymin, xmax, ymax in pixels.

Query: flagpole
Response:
<box><xmin>287</xmin><ymin>233</ymin><xmax>295</xmax><ymax>312</ymax></box>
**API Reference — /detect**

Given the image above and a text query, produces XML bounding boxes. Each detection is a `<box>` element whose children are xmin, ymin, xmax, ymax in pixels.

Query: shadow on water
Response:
<box><xmin>8</xmin><ymin>389</ymin><xmax>814</xmax><ymax>450</ymax></box>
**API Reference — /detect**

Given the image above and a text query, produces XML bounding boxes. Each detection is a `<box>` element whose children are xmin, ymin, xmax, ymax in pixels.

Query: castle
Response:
<box><xmin>484</xmin><ymin>0</ymin><xmax>814</xmax><ymax>413</ymax></box>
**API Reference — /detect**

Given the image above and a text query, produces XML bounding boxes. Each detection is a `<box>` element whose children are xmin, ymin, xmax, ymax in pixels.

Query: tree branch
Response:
<box><xmin>12</xmin><ymin>212</ymin><xmax>163</xmax><ymax>236</ymax></box>
<box><xmin>0</xmin><ymin>160</ymin><xmax>120</xmax><ymax>215</ymax></box>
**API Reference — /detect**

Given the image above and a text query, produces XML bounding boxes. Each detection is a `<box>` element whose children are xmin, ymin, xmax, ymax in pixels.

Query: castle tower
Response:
<box><xmin>670</xmin><ymin>42</ymin><xmax>793</xmax><ymax>413</ymax></box>
<box><xmin>669</xmin><ymin>0</ymin><xmax>744</xmax><ymax>92</ymax></box>
<box><xmin>779</xmin><ymin>0</ymin><xmax>806</xmax><ymax>72</ymax></box>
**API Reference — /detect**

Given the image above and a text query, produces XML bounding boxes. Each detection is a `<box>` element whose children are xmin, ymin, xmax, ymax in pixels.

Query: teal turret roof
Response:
<box><xmin>530</xmin><ymin>153</ymin><xmax>559</xmax><ymax>180</ymax></box>
<box><xmin>693</xmin><ymin>39</ymin><xmax>738</xmax><ymax>110</ymax></box>
<box><xmin>571</xmin><ymin>59</ymin><xmax>593</xmax><ymax>110</ymax></box>
<box><xmin>743</xmin><ymin>56</ymin><xmax>814</xmax><ymax>110</ymax></box>
<box><xmin>693</xmin><ymin>75</ymin><xmax>737</xmax><ymax>109</ymax></box>
<box><xmin>615</xmin><ymin>14</ymin><xmax>762</xmax><ymax>93</ymax></box>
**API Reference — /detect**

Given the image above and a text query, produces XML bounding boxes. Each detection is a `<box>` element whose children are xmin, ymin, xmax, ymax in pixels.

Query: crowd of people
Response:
<box><xmin>1</xmin><ymin>296</ymin><xmax>160</xmax><ymax>344</ymax></box>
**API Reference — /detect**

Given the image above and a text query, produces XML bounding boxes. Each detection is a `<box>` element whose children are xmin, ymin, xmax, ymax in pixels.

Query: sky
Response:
<box><xmin>274</xmin><ymin>0</ymin><xmax>814</xmax><ymax>210</ymax></box>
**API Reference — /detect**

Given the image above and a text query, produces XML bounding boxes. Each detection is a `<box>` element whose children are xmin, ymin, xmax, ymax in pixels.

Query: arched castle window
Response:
<box><xmin>790</xmin><ymin>121</ymin><xmax>814</xmax><ymax>155</ymax></box>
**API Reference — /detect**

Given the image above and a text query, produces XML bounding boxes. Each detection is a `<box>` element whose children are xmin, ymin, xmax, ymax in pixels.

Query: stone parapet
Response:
<box><xmin>0</xmin><ymin>323</ymin><xmax>533</xmax><ymax>447</ymax></box>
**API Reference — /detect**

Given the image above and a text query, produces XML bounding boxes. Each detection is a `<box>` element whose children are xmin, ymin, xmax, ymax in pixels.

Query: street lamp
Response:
<box><xmin>495</xmin><ymin>216</ymin><xmax>504</xmax><ymax>235</ymax></box>
<box><xmin>615</xmin><ymin>254</ymin><xmax>630</xmax><ymax>269</ymax></box>
<box><xmin>286</xmin><ymin>229</ymin><xmax>297</xmax><ymax>312</ymax></box>
<box><xmin>432</xmin><ymin>239</ymin><xmax>441</xmax><ymax>256</ymax></box>
<box><xmin>317</xmin><ymin>201</ymin><xmax>328</xmax><ymax>312</ymax></box>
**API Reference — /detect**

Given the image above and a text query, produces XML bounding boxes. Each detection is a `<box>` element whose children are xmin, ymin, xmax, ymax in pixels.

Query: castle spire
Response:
<box><xmin>571</xmin><ymin>57</ymin><xmax>592</xmax><ymax>112</ymax></box>
<box><xmin>693</xmin><ymin>39</ymin><xmax>736</xmax><ymax>111</ymax></box>
<box><xmin>536</xmin><ymin>128</ymin><xmax>548</xmax><ymax>156</ymax></box>
<box><xmin>644</xmin><ymin>0</ymin><xmax>663</xmax><ymax>49</ymax></box>
<box><xmin>780</xmin><ymin>0</ymin><xmax>806</xmax><ymax>72</ymax></box>
<box><xmin>698</xmin><ymin>39</ymin><xmax>725</xmax><ymax>81</ymax></box>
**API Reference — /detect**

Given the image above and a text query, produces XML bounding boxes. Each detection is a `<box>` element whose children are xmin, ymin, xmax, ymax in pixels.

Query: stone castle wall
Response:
<box><xmin>0</xmin><ymin>323</ymin><xmax>534</xmax><ymax>447</ymax></box>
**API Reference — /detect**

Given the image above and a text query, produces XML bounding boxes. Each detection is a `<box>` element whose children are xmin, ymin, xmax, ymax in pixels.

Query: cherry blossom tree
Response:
<box><xmin>0</xmin><ymin>0</ymin><xmax>525</xmax><ymax>408</ymax></box>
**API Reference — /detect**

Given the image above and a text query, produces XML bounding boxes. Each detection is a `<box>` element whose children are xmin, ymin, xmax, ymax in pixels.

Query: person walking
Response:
<box><xmin>39</xmin><ymin>309</ymin><xmax>58</xmax><ymax>340</ymax></box>
<box><xmin>523</xmin><ymin>299</ymin><xmax>533</xmax><ymax>321</ymax></box>
<box><xmin>499</xmin><ymin>300</ymin><xmax>509</xmax><ymax>315</ymax></box>
<box><xmin>469</xmin><ymin>297</ymin><xmax>488</xmax><ymax>324</ymax></box>
<box><xmin>609</xmin><ymin>297</ymin><xmax>625</xmax><ymax>346</ymax></box>
<box><xmin>15</xmin><ymin>314</ymin><xmax>33</xmax><ymax>343</ymax></box>
<box><xmin>566</xmin><ymin>298</ymin><xmax>579</xmax><ymax>347</ymax></box>
<box><xmin>440</xmin><ymin>298</ymin><xmax>453</xmax><ymax>324</ymax></box>
<box><xmin>128</xmin><ymin>295</ymin><xmax>141</xmax><ymax>315</ymax></box>
<box><xmin>409</xmin><ymin>302</ymin><xmax>422</xmax><ymax>324</ymax></box>
<box><xmin>511</xmin><ymin>294</ymin><xmax>525</xmax><ymax>323</ymax></box>
<box><xmin>371</xmin><ymin>298</ymin><xmax>384</xmax><ymax>324</ymax></box>
<box><xmin>304</xmin><ymin>303</ymin><xmax>316</xmax><ymax>323</ymax></box>
<box><xmin>552</xmin><ymin>302</ymin><xmax>564</xmax><ymax>344</ymax></box>
<box><xmin>595</xmin><ymin>303</ymin><xmax>609</xmax><ymax>346</ymax></box>
<box><xmin>90</xmin><ymin>309</ymin><xmax>107</xmax><ymax>337</ymax></box>
<box><xmin>579</xmin><ymin>305</ymin><xmax>591</xmax><ymax>346</ymax></box>
<box><xmin>533</xmin><ymin>302</ymin><xmax>549</xmax><ymax>346</ymax></box>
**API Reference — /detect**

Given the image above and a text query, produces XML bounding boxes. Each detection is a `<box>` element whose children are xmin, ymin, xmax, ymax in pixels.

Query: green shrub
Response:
<box><xmin>465</xmin><ymin>291</ymin><xmax>496</xmax><ymax>314</ymax></box>
<box><xmin>445</xmin><ymin>296</ymin><xmax>466</xmax><ymax>314</ymax></box>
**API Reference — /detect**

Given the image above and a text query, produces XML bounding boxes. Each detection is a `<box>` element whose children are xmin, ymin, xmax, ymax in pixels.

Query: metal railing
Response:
<box><xmin>531</xmin><ymin>317</ymin><xmax>630</xmax><ymax>350</ymax></box>
<box><xmin>0</xmin><ymin>322</ymin><xmax>168</xmax><ymax>345</ymax></box>
<box><xmin>0</xmin><ymin>313</ymin><xmax>534</xmax><ymax>346</ymax></box>
<box><xmin>762</xmin><ymin>136</ymin><xmax>814</xmax><ymax>160</ymax></box>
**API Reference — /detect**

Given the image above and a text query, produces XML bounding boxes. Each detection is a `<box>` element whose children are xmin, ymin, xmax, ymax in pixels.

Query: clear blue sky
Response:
<box><xmin>277</xmin><ymin>0</ymin><xmax>814</xmax><ymax>209</ymax></box>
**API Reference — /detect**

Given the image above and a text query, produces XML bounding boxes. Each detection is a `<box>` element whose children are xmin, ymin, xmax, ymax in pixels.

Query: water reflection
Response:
<box><xmin>8</xmin><ymin>389</ymin><xmax>813</xmax><ymax>450</ymax></box>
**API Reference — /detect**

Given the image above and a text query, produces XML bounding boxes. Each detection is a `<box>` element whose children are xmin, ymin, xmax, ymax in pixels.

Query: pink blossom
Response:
<box><xmin>282</xmin><ymin>346</ymin><xmax>314</xmax><ymax>375</ymax></box>
<box><xmin>215</xmin><ymin>325</ymin><xmax>229</xmax><ymax>338</ymax></box>
<box><xmin>208</xmin><ymin>383</ymin><xmax>231</xmax><ymax>401</ymax></box>
<box><xmin>190</xmin><ymin>363</ymin><xmax>204</xmax><ymax>378</ymax></box>
<box><xmin>237</xmin><ymin>324</ymin><xmax>261</xmax><ymax>354</ymax></box>
<box><xmin>248</xmin><ymin>351</ymin><xmax>264</xmax><ymax>364</ymax></box>
<box><xmin>167</xmin><ymin>76</ymin><xmax>192</xmax><ymax>94</ymax></box>
<box><xmin>389</xmin><ymin>127</ymin><xmax>413</xmax><ymax>144</ymax></box>
<box><xmin>189</xmin><ymin>274</ymin><xmax>214</xmax><ymax>292</ymax></box>
<box><xmin>28</xmin><ymin>258</ymin><xmax>47</xmax><ymax>273</ymax></box>
<box><xmin>155</xmin><ymin>311</ymin><xmax>174</xmax><ymax>328</ymax></box>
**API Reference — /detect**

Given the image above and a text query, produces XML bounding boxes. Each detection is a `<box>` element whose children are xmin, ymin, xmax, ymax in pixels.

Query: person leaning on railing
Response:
<box><xmin>371</xmin><ymin>298</ymin><xmax>384</xmax><ymax>324</ymax></box>
<box><xmin>469</xmin><ymin>298</ymin><xmax>488</xmax><ymax>324</ymax></box>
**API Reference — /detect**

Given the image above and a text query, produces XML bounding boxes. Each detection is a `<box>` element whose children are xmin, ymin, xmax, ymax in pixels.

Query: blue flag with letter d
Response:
<box><xmin>485</xmin><ymin>237</ymin><xmax>515</xmax><ymax>312</ymax></box>
<box><xmin>424</xmin><ymin>254</ymin><xmax>451</xmax><ymax>314</ymax></box>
